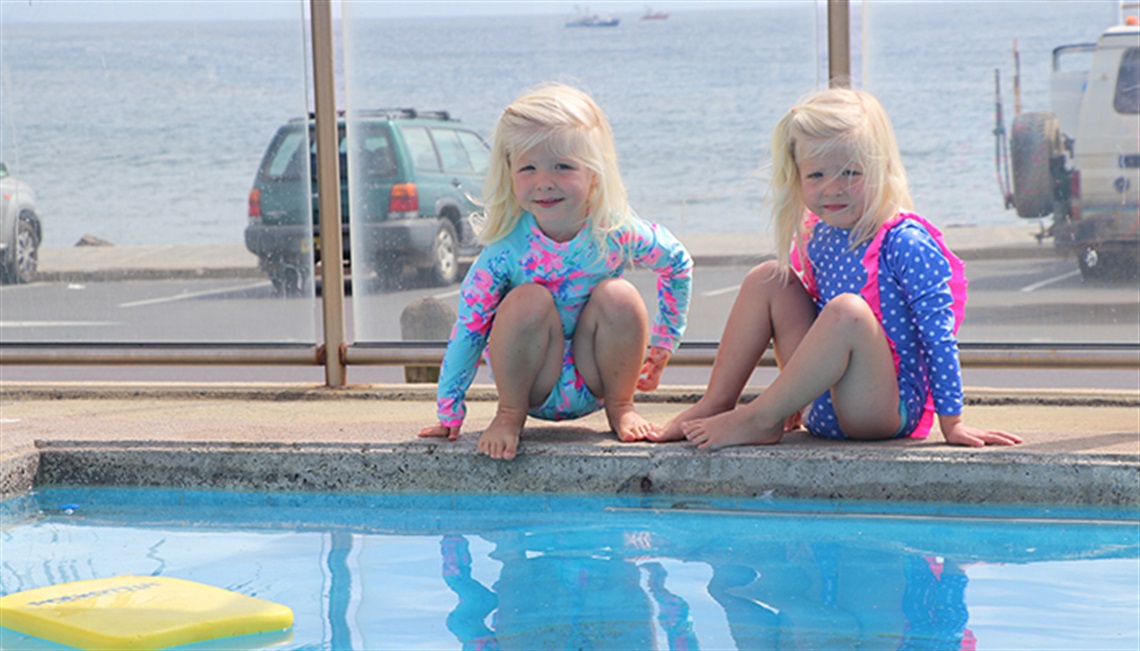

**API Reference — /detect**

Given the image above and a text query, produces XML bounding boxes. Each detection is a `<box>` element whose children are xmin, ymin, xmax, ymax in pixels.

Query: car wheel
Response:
<box><xmin>2</xmin><ymin>217</ymin><xmax>39</xmax><ymax>284</ymax></box>
<box><xmin>1010</xmin><ymin>112</ymin><xmax>1064</xmax><ymax>218</ymax></box>
<box><xmin>423</xmin><ymin>220</ymin><xmax>459</xmax><ymax>286</ymax></box>
<box><xmin>268</xmin><ymin>262</ymin><xmax>309</xmax><ymax>297</ymax></box>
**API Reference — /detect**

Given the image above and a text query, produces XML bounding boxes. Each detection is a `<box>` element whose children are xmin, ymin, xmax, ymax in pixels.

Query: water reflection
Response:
<box><xmin>2</xmin><ymin>491</ymin><xmax>1137</xmax><ymax>649</ymax></box>
<box><xmin>436</xmin><ymin>533</ymin><xmax>978</xmax><ymax>650</ymax></box>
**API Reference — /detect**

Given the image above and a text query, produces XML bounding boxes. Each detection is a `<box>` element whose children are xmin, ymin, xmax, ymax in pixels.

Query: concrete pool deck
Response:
<box><xmin>1</xmin><ymin>383</ymin><xmax>1137</xmax><ymax>506</ymax></box>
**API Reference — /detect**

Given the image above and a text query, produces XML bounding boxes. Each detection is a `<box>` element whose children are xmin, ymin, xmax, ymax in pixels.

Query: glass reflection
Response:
<box><xmin>0</xmin><ymin>3</ymin><xmax>317</xmax><ymax>343</ymax></box>
<box><xmin>862</xmin><ymin>0</ymin><xmax>1139</xmax><ymax>344</ymax></box>
<box><xmin>343</xmin><ymin>2</ymin><xmax>818</xmax><ymax>343</ymax></box>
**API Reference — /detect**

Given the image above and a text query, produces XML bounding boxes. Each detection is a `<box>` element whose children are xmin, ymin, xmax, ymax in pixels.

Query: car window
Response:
<box><xmin>265</xmin><ymin>130</ymin><xmax>307</xmax><ymax>181</ymax></box>
<box><xmin>456</xmin><ymin>130</ymin><xmax>490</xmax><ymax>174</ymax></box>
<box><xmin>357</xmin><ymin>132</ymin><xmax>396</xmax><ymax>179</ymax></box>
<box><xmin>1114</xmin><ymin>47</ymin><xmax>1140</xmax><ymax>114</ymax></box>
<box><xmin>305</xmin><ymin>128</ymin><xmax>349</xmax><ymax>180</ymax></box>
<box><xmin>433</xmin><ymin>128</ymin><xmax>474</xmax><ymax>173</ymax></box>
<box><xmin>402</xmin><ymin>126</ymin><xmax>441</xmax><ymax>172</ymax></box>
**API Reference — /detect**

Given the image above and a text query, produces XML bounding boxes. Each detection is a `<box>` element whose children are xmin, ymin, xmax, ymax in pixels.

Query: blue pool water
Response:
<box><xmin>1</xmin><ymin>488</ymin><xmax>1137</xmax><ymax>650</ymax></box>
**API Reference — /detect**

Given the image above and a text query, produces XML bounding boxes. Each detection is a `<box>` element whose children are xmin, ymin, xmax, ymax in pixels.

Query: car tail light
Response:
<box><xmin>248</xmin><ymin>188</ymin><xmax>262</xmax><ymax>222</ymax></box>
<box><xmin>1069</xmin><ymin>170</ymin><xmax>1081</xmax><ymax>221</ymax></box>
<box><xmin>388</xmin><ymin>182</ymin><xmax>419</xmax><ymax>219</ymax></box>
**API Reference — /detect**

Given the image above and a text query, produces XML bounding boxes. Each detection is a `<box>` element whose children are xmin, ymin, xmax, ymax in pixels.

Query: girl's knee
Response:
<box><xmin>587</xmin><ymin>278</ymin><xmax>648</xmax><ymax>326</ymax></box>
<box><xmin>497</xmin><ymin>283</ymin><xmax>558</xmax><ymax>328</ymax></box>
<box><xmin>818</xmin><ymin>293</ymin><xmax>875</xmax><ymax>325</ymax></box>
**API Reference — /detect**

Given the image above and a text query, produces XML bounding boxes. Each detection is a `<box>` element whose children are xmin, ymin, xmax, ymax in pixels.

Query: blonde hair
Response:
<box><xmin>477</xmin><ymin>82</ymin><xmax>632</xmax><ymax>246</ymax></box>
<box><xmin>769</xmin><ymin>88</ymin><xmax>912</xmax><ymax>270</ymax></box>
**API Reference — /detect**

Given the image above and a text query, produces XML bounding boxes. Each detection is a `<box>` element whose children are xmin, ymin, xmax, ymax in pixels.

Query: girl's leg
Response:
<box><xmin>573</xmin><ymin>278</ymin><xmax>654</xmax><ymax>441</ymax></box>
<box><xmin>683</xmin><ymin>293</ymin><xmax>901</xmax><ymax>450</ymax></box>
<box><xmin>654</xmin><ymin>261</ymin><xmax>816</xmax><ymax>441</ymax></box>
<box><xmin>483</xmin><ymin>283</ymin><xmax>564</xmax><ymax>460</ymax></box>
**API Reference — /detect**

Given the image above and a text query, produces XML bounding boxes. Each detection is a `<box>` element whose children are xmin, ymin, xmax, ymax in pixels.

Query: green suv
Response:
<box><xmin>245</xmin><ymin>109</ymin><xmax>488</xmax><ymax>293</ymax></box>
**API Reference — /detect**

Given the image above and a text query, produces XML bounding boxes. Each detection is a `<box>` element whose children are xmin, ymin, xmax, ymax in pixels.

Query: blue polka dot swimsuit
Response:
<box><xmin>801</xmin><ymin>218</ymin><xmax>964</xmax><ymax>439</ymax></box>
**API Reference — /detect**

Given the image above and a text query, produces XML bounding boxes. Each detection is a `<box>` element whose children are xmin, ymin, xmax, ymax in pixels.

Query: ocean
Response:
<box><xmin>0</xmin><ymin>1</ymin><xmax>1117</xmax><ymax>248</ymax></box>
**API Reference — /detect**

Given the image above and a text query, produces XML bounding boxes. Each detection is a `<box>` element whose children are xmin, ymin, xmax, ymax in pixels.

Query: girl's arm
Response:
<box><xmin>890</xmin><ymin>225</ymin><xmax>1020</xmax><ymax>446</ymax></box>
<box><xmin>626</xmin><ymin>220</ymin><xmax>692</xmax><ymax>390</ymax></box>
<box><xmin>421</xmin><ymin>252</ymin><xmax>509</xmax><ymax>438</ymax></box>
<box><xmin>626</xmin><ymin>220</ymin><xmax>693</xmax><ymax>375</ymax></box>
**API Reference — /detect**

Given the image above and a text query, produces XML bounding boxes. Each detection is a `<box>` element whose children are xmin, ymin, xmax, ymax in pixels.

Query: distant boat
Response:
<box><xmin>566</xmin><ymin>6</ymin><xmax>620</xmax><ymax>27</ymax></box>
<box><xmin>641</xmin><ymin>6</ymin><xmax>669</xmax><ymax>20</ymax></box>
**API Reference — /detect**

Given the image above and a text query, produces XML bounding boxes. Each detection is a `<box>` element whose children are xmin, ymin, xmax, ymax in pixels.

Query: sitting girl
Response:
<box><xmin>660</xmin><ymin>88</ymin><xmax>1021</xmax><ymax>450</ymax></box>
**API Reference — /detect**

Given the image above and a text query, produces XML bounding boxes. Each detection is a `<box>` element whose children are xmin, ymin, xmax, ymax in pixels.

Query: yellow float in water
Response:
<box><xmin>0</xmin><ymin>575</ymin><xmax>294</xmax><ymax>650</ymax></box>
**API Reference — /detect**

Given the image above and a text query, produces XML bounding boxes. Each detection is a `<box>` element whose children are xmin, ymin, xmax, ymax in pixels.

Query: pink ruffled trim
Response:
<box><xmin>861</xmin><ymin>213</ymin><xmax>968</xmax><ymax>438</ymax></box>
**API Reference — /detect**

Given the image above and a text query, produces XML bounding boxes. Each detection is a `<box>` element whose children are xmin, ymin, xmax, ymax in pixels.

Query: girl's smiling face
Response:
<box><xmin>511</xmin><ymin>143</ymin><xmax>596</xmax><ymax>242</ymax></box>
<box><xmin>797</xmin><ymin>143</ymin><xmax>867</xmax><ymax>229</ymax></box>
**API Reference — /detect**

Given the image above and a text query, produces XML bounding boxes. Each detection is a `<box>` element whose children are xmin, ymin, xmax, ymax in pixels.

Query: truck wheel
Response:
<box><xmin>1010</xmin><ymin>112</ymin><xmax>1064</xmax><ymax>218</ymax></box>
<box><xmin>1080</xmin><ymin>248</ymin><xmax>1140</xmax><ymax>282</ymax></box>
<box><xmin>268</xmin><ymin>261</ymin><xmax>309</xmax><ymax>297</ymax></box>
<box><xmin>1</xmin><ymin>217</ymin><xmax>39</xmax><ymax>284</ymax></box>
<box><xmin>423</xmin><ymin>220</ymin><xmax>459</xmax><ymax>286</ymax></box>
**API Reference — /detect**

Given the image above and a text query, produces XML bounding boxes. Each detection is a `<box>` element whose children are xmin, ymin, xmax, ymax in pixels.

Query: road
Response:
<box><xmin>2</xmin><ymin>257</ymin><xmax>1136</xmax><ymax>343</ymax></box>
<box><xmin>1</xmin><ymin>257</ymin><xmax>1137</xmax><ymax>388</ymax></box>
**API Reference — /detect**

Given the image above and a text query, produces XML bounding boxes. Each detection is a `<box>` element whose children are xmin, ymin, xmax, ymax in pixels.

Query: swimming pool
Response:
<box><xmin>2</xmin><ymin>488</ymin><xmax>1137</xmax><ymax>650</ymax></box>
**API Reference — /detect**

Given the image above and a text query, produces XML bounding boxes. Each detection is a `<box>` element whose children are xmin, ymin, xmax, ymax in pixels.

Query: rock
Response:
<box><xmin>399</xmin><ymin>297</ymin><xmax>457</xmax><ymax>384</ymax></box>
<box><xmin>75</xmin><ymin>234</ymin><xmax>113</xmax><ymax>247</ymax></box>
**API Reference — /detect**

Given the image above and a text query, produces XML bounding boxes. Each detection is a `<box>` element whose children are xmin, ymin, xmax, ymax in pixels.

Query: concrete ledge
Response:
<box><xmin>30</xmin><ymin>437</ymin><xmax>1139</xmax><ymax>505</ymax></box>
<box><xmin>2</xmin><ymin>383</ymin><xmax>1136</xmax><ymax>506</ymax></box>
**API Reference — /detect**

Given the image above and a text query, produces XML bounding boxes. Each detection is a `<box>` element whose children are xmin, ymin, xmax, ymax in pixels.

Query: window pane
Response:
<box><xmin>1114</xmin><ymin>48</ymin><xmax>1140</xmax><ymax>115</ymax></box>
<box><xmin>404</xmin><ymin>127</ymin><xmax>442</xmax><ymax>172</ymax></box>
<box><xmin>343</xmin><ymin>2</ymin><xmax>818</xmax><ymax>344</ymax></box>
<box><xmin>862</xmin><ymin>0</ymin><xmax>1138</xmax><ymax>345</ymax></box>
<box><xmin>435</xmin><ymin>129</ymin><xmax>475</xmax><ymax>173</ymax></box>
<box><xmin>0</xmin><ymin>4</ymin><xmax>318</xmax><ymax>342</ymax></box>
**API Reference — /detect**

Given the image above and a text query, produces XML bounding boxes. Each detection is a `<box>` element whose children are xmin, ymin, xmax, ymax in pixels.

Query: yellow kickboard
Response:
<box><xmin>0</xmin><ymin>575</ymin><xmax>294</xmax><ymax>651</ymax></box>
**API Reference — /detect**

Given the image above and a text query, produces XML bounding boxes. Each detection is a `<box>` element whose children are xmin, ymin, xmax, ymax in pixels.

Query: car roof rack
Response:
<box><xmin>296</xmin><ymin>108</ymin><xmax>454</xmax><ymax>122</ymax></box>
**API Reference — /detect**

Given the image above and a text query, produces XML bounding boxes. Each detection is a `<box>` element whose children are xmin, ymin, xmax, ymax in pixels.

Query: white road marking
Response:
<box><xmin>118</xmin><ymin>281</ymin><xmax>271</xmax><ymax>308</ymax></box>
<box><xmin>1019</xmin><ymin>270</ymin><xmax>1080</xmax><ymax>293</ymax></box>
<box><xmin>432</xmin><ymin>289</ymin><xmax>461</xmax><ymax>300</ymax></box>
<box><xmin>703</xmin><ymin>284</ymin><xmax>741</xmax><ymax>297</ymax></box>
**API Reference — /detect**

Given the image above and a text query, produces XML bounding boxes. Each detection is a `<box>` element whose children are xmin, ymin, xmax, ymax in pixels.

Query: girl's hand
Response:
<box><xmin>418</xmin><ymin>423</ymin><xmax>461</xmax><ymax>441</ymax></box>
<box><xmin>939</xmin><ymin>414</ymin><xmax>1022</xmax><ymax>447</ymax></box>
<box><xmin>637</xmin><ymin>346</ymin><xmax>672</xmax><ymax>391</ymax></box>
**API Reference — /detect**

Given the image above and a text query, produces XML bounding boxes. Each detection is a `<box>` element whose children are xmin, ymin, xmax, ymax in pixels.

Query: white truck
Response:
<box><xmin>997</xmin><ymin>11</ymin><xmax>1140</xmax><ymax>280</ymax></box>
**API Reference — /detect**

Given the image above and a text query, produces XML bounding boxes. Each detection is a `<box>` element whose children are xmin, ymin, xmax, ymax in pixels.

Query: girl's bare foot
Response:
<box><xmin>606</xmin><ymin>401</ymin><xmax>657</xmax><ymax>442</ymax></box>
<box><xmin>478</xmin><ymin>408</ymin><xmax>527</xmax><ymax>460</ymax></box>
<box><xmin>681</xmin><ymin>408</ymin><xmax>784</xmax><ymax>450</ymax></box>
<box><xmin>651</xmin><ymin>399</ymin><xmax>734</xmax><ymax>442</ymax></box>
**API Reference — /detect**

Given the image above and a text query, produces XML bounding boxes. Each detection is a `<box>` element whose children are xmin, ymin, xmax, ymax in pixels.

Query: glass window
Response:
<box><xmin>1115</xmin><ymin>47</ymin><xmax>1140</xmax><ymax>114</ymax></box>
<box><xmin>0</xmin><ymin>3</ymin><xmax>319</xmax><ymax>344</ymax></box>
<box><xmin>357</xmin><ymin>132</ymin><xmax>397</xmax><ymax>179</ymax></box>
<box><xmin>403</xmin><ymin>127</ymin><xmax>441</xmax><ymax>172</ymax></box>
<box><xmin>343</xmin><ymin>1</ymin><xmax>818</xmax><ymax>348</ymax></box>
<box><xmin>457</xmin><ymin>130</ymin><xmax>490</xmax><ymax>174</ymax></box>
<box><xmin>863</xmin><ymin>0</ymin><xmax>1137</xmax><ymax>348</ymax></box>
<box><xmin>434</xmin><ymin>129</ymin><xmax>474</xmax><ymax>172</ymax></box>
<box><xmin>264</xmin><ymin>130</ymin><xmax>308</xmax><ymax>181</ymax></box>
